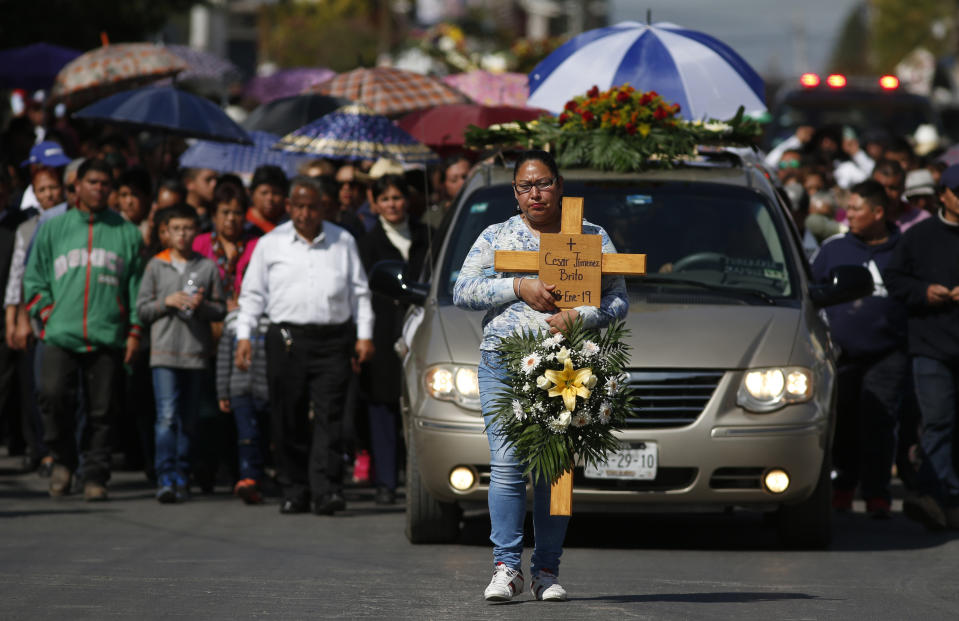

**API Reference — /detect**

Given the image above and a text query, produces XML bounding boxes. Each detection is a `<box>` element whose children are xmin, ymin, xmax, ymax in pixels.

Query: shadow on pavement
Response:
<box><xmin>573</xmin><ymin>592</ymin><xmax>821</xmax><ymax>604</ymax></box>
<box><xmin>0</xmin><ymin>507</ymin><xmax>118</xmax><ymax>519</ymax></box>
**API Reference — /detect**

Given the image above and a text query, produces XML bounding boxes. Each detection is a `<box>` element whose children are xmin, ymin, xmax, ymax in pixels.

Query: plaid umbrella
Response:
<box><xmin>442</xmin><ymin>71</ymin><xmax>530</xmax><ymax>107</ymax></box>
<box><xmin>245</xmin><ymin>67</ymin><xmax>336</xmax><ymax>104</ymax></box>
<box><xmin>180</xmin><ymin>130</ymin><xmax>310</xmax><ymax>177</ymax></box>
<box><xmin>307</xmin><ymin>67</ymin><xmax>467</xmax><ymax>117</ymax></box>
<box><xmin>274</xmin><ymin>102</ymin><xmax>437</xmax><ymax>164</ymax></box>
<box><xmin>397</xmin><ymin>103</ymin><xmax>545</xmax><ymax>148</ymax></box>
<box><xmin>51</xmin><ymin>43</ymin><xmax>186</xmax><ymax>109</ymax></box>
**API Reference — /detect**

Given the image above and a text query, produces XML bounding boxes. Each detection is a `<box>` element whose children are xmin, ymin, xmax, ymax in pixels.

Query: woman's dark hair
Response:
<box><xmin>213</xmin><ymin>176</ymin><xmax>249</xmax><ymax>211</ymax></box>
<box><xmin>315</xmin><ymin>175</ymin><xmax>340</xmax><ymax>201</ymax></box>
<box><xmin>370</xmin><ymin>174</ymin><xmax>408</xmax><ymax>200</ymax></box>
<box><xmin>116</xmin><ymin>167</ymin><xmax>152</xmax><ymax>198</ymax></box>
<box><xmin>76</xmin><ymin>157</ymin><xmax>113</xmax><ymax>182</ymax></box>
<box><xmin>31</xmin><ymin>165</ymin><xmax>61</xmax><ymax>185</ymax></box>
<box><xmin>251</xmin><ymin>164</ymin><xmax>289</xmax><ymax>194</ymax></box>
<box><xmin>513</xmin><ymin>149</ymin><xmax>559</xmax><ymax>180</ymax></box>
<box><xmin>440</xmin><ymin>155</ymin><xmax>470</xmax><ymax>182</ymax></box>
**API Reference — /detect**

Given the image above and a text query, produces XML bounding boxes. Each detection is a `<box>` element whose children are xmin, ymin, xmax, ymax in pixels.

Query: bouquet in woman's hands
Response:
<box><xmin>490</xmin><ymin>318</ymin><xmax>635</xmax><ymax>485</ymax></box>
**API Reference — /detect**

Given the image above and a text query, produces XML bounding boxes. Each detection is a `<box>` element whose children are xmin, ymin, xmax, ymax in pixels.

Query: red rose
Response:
<box><xmin>616</xmin><ymin>91</ymin><xmax>629</xmax><ymax>103</ymax></box>
<box><xmin>581</xmin><ymin>110</ymin><xmax>595</xmax><ymax>123</ymax></box>
<box><xmin>672</xmin><ymin>103</ymin><xmax>681</xmax><ymax>112</ymax></box>
<box><xmin>625</xmin><ymin>123</ymin><xmax>637</xmax><ymax>135</ymax></box>
<box><xmin>564</xmin><ymin>100</ymin><xmax>577</xmax><ymax>111</ymax></box>
<box><xmin>648</xmin><ymin>91</ymin><xmax>658</xmax><ymax>98</ymax></box>
<box><xmin>587</xmin><ymin>85</ymin><xmax>600</xmax><ymax>98</ymax></box>
<box><xmin>558</xmin><ymin>113</ymin><xmax>569</xmax><ymax>124</ymax></box>
<box><xmin>653</xmin><ymin>106</ymin><xmax>668</xmax><ymax>120</ymax></box>
<box><xmin>639</xmin><ymin>93</ymin><xmax>653</xmax><ymax>105</ymax></box>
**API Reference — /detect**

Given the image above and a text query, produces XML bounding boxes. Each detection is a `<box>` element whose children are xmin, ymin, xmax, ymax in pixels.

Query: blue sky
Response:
<box><xmin>609</xmin><ymin>0</ymin><xmax>864</xmax><ymax>77</ymax></box>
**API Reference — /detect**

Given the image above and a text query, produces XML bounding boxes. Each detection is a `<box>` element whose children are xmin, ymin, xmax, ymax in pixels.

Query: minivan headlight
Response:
<box><xmin>737</xmin><ymin>367</ymin><xmax>813</xmax><ymax>412</ymax></box>
<box><xmin>424</xmin><ymin>364</ymin><xmax>481</xmax><ymax>410</ymax></box>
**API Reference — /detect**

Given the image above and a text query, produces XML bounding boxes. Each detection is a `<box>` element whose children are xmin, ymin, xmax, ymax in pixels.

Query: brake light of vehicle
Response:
<box><xmin>826</xmin><ymin>74</ymin><xmax>847</xmax><ymax>88</ymax></box>
<box><xmin>799</xmin><ymin>73</ymin><xmax>820</xmax><ymax>88</ymax></box>
<box><xmin>879</xmin><ymin>75</ymin><xmax>900</xmax><ymax>90</ymax></box>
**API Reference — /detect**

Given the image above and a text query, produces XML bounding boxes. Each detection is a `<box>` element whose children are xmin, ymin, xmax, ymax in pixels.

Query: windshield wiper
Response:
<box><xmin>635</xmin><ymin>276</ymin><xmax>777</xmax><ymax>304</ymax></box>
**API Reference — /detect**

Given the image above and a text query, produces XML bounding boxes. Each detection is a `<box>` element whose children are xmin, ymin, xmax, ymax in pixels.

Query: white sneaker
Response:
<box><xmin>531</xmin><ymin>569</ymin><xmax>568</xmax><ymax>601</ymax></box>
<box><xmin>484</xmin><ymin>563</ymin><xmax>524</xmax><ymax>601</ymax></box>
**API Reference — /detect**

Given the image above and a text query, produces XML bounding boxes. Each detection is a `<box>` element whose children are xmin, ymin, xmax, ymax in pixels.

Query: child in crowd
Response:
<box><xmin>217</xmin><ymin>309</ymin><xmax>270</xmax><ymax>504</ymax></box>
<box><xmin>136</xmin><ymin>204</ymin><xmax>226</xmax><ymax>503</ymax></box>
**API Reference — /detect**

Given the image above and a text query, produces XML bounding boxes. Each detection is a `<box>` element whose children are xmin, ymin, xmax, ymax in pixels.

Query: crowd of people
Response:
<box><xmin>0</xmin><ymin>104</ymin><xmax>470</xmax><ymax>512</ymax></box>
<box><xmin>766</xmin><ymin>123</ymin><xmax>959</xmax><ymax>529</ymax></box>
<box><xmin>3</xmin><ymin>95</ymin><xmax>959</xmax><ymax>533</ymax></box>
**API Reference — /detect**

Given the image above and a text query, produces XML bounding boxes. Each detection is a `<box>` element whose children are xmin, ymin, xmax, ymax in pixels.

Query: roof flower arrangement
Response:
<box><xmin>464</xmin><ymin>84</ymin><xmax>761</xmax><ymax>172</ymax></box>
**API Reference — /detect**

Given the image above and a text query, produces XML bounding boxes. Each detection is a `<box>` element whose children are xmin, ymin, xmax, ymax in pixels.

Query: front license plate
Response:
<box><xmin>584</xmin><ymin>443</ymin><xmax>658</xmax><ymax>480</ymax></box>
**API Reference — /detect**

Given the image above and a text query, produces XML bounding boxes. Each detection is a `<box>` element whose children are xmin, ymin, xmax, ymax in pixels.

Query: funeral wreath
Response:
<box><xmin>489</xmin><ymin>318</ymin><xmax>635</xmax><ymax>485</ymax></box>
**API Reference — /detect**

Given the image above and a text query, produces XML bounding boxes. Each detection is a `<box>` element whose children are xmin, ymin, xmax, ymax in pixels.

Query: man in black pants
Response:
<box><xmin>235</xmin><ymin>176</ymin><xmax>374</xmax><ymax>515</ymax></box>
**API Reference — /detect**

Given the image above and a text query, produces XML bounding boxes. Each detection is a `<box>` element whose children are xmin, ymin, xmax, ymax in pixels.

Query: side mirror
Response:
<box><xmin>369</xmin><ymin>260</ymin><xmax>429</xmax><ymax>306</ymax></box>
<box><xmin>809</xmin><ymin>265</ymin><xmax>874</xmax><ymax>307</ymax></box>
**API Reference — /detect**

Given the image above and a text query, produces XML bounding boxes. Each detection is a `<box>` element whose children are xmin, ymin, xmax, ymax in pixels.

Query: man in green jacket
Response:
<box><xmin>23</xmin><ymin>159</ymin><xmax>144</xmax><ymax>501</ymax></box>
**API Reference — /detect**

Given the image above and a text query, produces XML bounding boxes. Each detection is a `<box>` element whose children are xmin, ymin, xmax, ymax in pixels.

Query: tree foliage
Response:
<box><xmin>258</xmin><ymin>0</ymin><xmax>381</xmax><ymax>72</ymax></box>
<box><xmin>0</xmin><ymin>0</ymin><xmax>199</xmax><ymax>51</ymax></box>
<box><xmin>870</xmin><ymin>0</ymin><xmax>955</xmax><ymax>71</ymax></box>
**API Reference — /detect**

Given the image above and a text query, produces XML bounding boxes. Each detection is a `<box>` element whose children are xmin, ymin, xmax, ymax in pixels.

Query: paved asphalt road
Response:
<box><xmin>1</xmin><ymin>452</ymin><xmax>957</xmax><ymax>620</ymax></box>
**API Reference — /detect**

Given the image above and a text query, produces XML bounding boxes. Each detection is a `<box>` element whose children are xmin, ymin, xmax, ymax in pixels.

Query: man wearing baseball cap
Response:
<box><xmin>903</xmin><ymin>169</ymin><xmax>938</xmax><ymax>215</ymax></box>
<box><xmin>886</xmin><ymin>163</ymin><xmax>959</xmax><ymax>529</ymax></box>
<box><xmin>19</xmin><ymin>141</ymin><xmax>71</xmax><ymax>213</ymax></box>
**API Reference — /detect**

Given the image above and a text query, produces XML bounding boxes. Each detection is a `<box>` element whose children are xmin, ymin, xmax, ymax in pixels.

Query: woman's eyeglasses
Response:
<box><xmin>514</xmin><ymin>177</ymin><xmax>555</xmax><ymax>194</ymax></box>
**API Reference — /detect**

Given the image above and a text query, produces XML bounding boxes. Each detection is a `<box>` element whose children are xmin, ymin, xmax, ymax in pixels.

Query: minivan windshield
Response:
<box><xmin>438</xmin><ymin>178</ymin><xmax>798</xmax><ymax>305</ymax></box>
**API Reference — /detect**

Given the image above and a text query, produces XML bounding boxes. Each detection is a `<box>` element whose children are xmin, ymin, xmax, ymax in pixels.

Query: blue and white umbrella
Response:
<box><xmin>527</xmin><ymin>21</ymin><xmax>766</xmax><ymax>120</ymax></box>
<box><xmin>179</xmin><ymin>131</ymin><xmax>312</xmax><ymax>177</ymax></box>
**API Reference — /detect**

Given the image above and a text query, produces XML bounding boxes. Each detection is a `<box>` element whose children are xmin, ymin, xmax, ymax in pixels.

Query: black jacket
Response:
<box><xmin>885</xmin><ymin>212</ymin><xmax>959</xmax><ymax>362</ymax></box>
<box><xmin>358</xmin><ymin>218</ymin><xmax>431</xmax><ymax>403</ymax></box>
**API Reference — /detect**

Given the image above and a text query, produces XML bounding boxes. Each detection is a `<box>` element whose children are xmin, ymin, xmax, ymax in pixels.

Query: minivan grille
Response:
<box><xmin>625</xmin><ymin>370</ymin><xmax>724</xmax><ymax>429</ymax></box>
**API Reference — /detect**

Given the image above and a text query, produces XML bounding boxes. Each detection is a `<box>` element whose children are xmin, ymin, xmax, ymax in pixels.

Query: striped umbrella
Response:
<box><xmin>273</xmin><ymin>103</ymin><xmax>437</xmax><ymax>164</ymax></box>
<box><xmin>51</xmin><ymin>43</ymin><xmax>186</xmax><ymax>109</ymax></box>
<box><xmin>527</xmin><ymin>21</ymin><xmax>766</xmax><ymax>119</ymax></box>
<box><xmin>307</xmin><ymin>67</ymin><xmax>467</xmax><ymax>117</ymax></box>
<box><xmin>180</xmin><ymin>131</ymin><xmax>311</xmax><ymax>177</ymax></box>
<box><xmin>442</xmin><ymin>71</ymin><xmax>530</xmax><ymax>107</ymax></box>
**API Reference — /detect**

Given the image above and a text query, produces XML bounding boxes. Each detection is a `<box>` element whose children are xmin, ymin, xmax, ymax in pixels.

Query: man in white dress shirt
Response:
<box><xmin>236</xmin><ymin>176</ymin><xmax>374</xmax><ymax>515</ymax></box>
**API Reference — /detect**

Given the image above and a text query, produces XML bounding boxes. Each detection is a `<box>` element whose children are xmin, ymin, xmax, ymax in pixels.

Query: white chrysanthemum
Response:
<box><xmin>548</xmin><ymin>410</ymin><xmax>572</xmax><ymax>433</ymax></box>
<box><xmin>536</xmin><ymin>374</ymin><xmax>551</xmax><ymax>390</ymax></box>
<box><xmin>585</xmin><ymin>374</ymin><xmax>598</xmax><ymax>389</ymax></box>
<box><xmin>571</xmin><ymin>412</ymin><xmax>589</xmax><ymax>428</ymax></box>
<box><xmin>556</xmin><ymin>346</ymin><xmax>571</xmax><ymax>363</ymax></box>
<box><xmin>550</xmin><ymin>332</ymin><xmax>565</xmax><ymax>345</ymax></box>
<box><xmin>512</xmin><ymin>400</ymin><xmax>525</xmax><ymax>421</ymax></box>
<box><xmin>547</xmin><ymin>352</ymin><xmax>557</xmax><ymax>362</ymax></box>
<box><xmin>605</xmin><ymin>376</ymin><xmax>620</xmax><ymax>395</ymax></box>
<box><xmin>521</xmin><ymin>352</ymin><xmax>541</xmax><ymax>375</ymax></box>
<box><xmin>580</xmin><ymin>340</ymin><xmax>599</xmax><ymax>357</ymax></box>
<box><xmin>534</xmin><ymin>401</ymin><xmax>546</xmax><ymax>412</ymax></box>
<box><xmin>597</xmin><ymin>401</ymin><xmax>612</xmax><ymax>424</ymax></box>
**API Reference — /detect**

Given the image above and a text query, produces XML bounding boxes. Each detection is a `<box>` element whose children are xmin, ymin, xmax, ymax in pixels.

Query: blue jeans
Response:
<box><xmin>152</xmin><ymin>367</ymin><xmax>208</xmax><ymax>484</ymax></box>
<box><xmin>231</xmin><ymin>394</ymin><xmax>268</xmax><ymax>481</ymax></box>
<box><xmin>912</xmin><ymin>356</ymin><xmax>959</xmax><ymax>506</ymax></box>
<box><xmin>478</xmin><ymin>349</ymin><xmax>569</xmax><ymax>575</ymax></box>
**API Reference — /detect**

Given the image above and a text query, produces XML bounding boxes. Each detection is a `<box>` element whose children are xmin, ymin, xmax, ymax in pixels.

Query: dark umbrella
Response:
<box><xmin>0</xmin><ymin>43</ymin><xmax>82</xmax><ymax>91</ymax></box>
<box><xmin>242</xmin><ymin>93</ymin><xmax>351</xmax><ymax>137</ymax></box>
<box><xmin>397</xmin><ymin>103</ymin><xmax>546</xmax><ymax>148</ymax></box>
<box><xmin>73</xmin><ymin>85</ymin><xmax>252</xmax><ymax>144</ymax></box>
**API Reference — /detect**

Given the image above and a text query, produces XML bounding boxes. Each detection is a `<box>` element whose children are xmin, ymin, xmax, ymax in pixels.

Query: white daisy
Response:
<box><xmin>548</xmin><ymin>410</ymin><xmax>572</xmax><ymax>433</ymax></box>
<box><xmin>597</xmin><ymin>401</ymin><xmax>613</xmax><ymax>424</ymax></box>
<box><xmin>605</xmin><ymin>376</ymin><xmax>620</xmax><ymax>395</ymax></box>
<box><xmin>580</xmin><ymin>340</ymin><xmax>599</xmax><ymax>357</ymax></box>
<box><xmin>571</xmin><ymin>412</ymin><xmax>590</xmax><ymax>428</ymax></box>
<box><xmin>521</xmin><ymin>352</ymin><xmax>541</xmax><ymax>375</ymax></box>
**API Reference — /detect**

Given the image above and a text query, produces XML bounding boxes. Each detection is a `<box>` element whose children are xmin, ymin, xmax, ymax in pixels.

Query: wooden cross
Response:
<box><xmin>494</xmin><ymin>196</ymin><xmax>647</xmax><ymax>516</ymax></box>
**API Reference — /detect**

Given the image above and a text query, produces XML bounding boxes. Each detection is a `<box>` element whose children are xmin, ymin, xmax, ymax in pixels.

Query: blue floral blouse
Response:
<box><xmin>453</xmin><ymin>214</ymin><xmax>629</xmax><ymax>351</ymax></box>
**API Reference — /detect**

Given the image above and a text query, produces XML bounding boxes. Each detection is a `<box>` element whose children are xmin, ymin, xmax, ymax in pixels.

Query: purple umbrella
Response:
<box><xmin>244</xmin><ymin>67</ymin><xmax>336</xmax><ymax>104</ymax></box>
<box><xmin>0</xmin><ymin>43</ymin><xmax>81</xmax><ymax>90</ymax></box>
